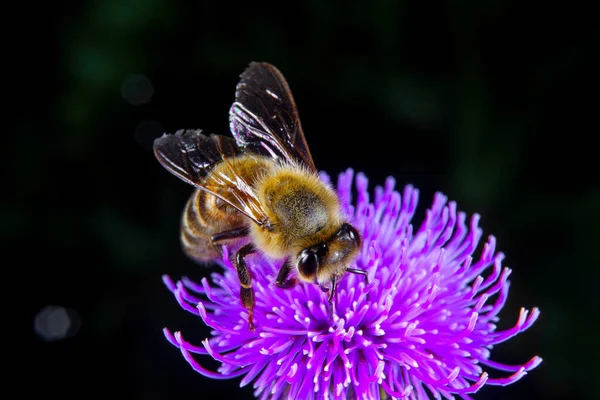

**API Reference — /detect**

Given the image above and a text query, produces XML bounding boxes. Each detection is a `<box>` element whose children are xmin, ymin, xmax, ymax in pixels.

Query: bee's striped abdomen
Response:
<box><xmin>178</xmin><ymin>155</ymin><xmax>273</xmax><ymax>264</ymax></box>
<box><xmin>180</xmin><ymin>187</ymin><xmax>246</xmax><ymax>263</ymax></box>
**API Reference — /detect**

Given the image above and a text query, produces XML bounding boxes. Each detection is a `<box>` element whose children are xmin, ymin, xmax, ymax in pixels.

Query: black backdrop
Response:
<box><xmin>11</xmin><ymin>1</ymin><xmax>598</xmax><ymax>399</ymax></box>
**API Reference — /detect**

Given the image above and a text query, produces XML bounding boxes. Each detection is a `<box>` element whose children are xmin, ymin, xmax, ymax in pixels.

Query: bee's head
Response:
<box><xmin>296</xmin><ymin>223</ymin><xmax>361</xmax><ymax>285</ymax></box>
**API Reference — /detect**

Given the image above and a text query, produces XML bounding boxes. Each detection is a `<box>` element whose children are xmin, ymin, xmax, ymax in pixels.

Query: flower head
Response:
<box><xmin>163</xmin><ymin>169</ymin><xmax>541</xmax><ymax>399</ymax></box>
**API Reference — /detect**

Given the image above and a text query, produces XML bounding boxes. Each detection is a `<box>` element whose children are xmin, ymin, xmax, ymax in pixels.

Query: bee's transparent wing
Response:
<box><xmin>153</xmin><ymin>129</ymin><xmax>270</xmax><ymax>226</ymax></box>
<box><xmin>229</xmin><ymin>62</ymin><xmax>317</xmax><ymax>172</ymax></box>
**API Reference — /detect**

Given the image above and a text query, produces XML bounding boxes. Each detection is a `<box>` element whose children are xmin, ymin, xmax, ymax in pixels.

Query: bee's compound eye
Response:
<box><xmin>338</xmin><ymin>223</ymin><xmax>359</xmax><ymax>243</ymax></box>
<box><xmin>298</xmin><ymin>250</ymin><xmax>318</xmax><ymax>279</ymax></box>
<box><xmin>346</xmin><ymin>227</ymin><xmax>356</xmax><ymax>241</ymax></box>
<box><xmin>316</xmin><ymin>243</ymin><xmax>328</xmax><ymax>258</ymax></box>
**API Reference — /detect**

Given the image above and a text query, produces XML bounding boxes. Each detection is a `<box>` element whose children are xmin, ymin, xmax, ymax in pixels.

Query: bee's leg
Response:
<box><xmin>210</xmin><ymin>226</ymin><xmax>250</xmax><ymax>259</ymax></box>
<box><xmin>233</xmin><ymin>243</ymin><xmax>257</xmax><ymax>331</ymax></box>
<box><xmin>275</xmin><ymin>259</ymin><xmax>298</xmax><ymax>289</ymax></box>
<box><xmin>346</xmin><ymin>267</ymin><xmax>369</xmax><ymax>285</ymax></box>
<box><xmin>327</xmin><ymin>276</ymin><xmax>338</xmax><ymax>322</ymax></box>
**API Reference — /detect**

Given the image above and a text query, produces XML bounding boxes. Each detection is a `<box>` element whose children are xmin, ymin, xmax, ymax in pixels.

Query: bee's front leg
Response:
<box><xmin>327</xmin><ymin>276</ymin><xmax>338</xmax><ymax>322</ymax></box>
<box><xmin>275</xmin><ymin>259</ymin><xmax>298</xmax><ymax>289</ymax></box>
<box><xmin>233</xmin><ymin>243</ymin><xmax>257</xmax><ymax>331</ymax></box>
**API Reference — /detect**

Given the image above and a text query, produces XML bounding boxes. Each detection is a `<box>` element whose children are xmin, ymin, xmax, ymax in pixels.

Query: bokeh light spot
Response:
<box><xmin>34</xmin><ymin>305</ymin><xmax>81</xmax><ymax>342</ymax></box>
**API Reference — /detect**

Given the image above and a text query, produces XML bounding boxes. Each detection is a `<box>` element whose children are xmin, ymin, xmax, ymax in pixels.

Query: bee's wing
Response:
<box><xmin>229</xmin><ymin>62</ymin><xmax>317</xmax><ymax>172</ymax></box>
<box><xmin>153</xmin><ymin>129</ymin><xmax>270</xmax><ymax>227</ymax></box>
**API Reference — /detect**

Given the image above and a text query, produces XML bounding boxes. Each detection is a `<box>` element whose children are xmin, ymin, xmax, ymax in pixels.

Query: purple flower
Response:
<box><xmin>162</xmin><ymin>169</ymin><xmax>541</xmax><ymax>399</ymax></box>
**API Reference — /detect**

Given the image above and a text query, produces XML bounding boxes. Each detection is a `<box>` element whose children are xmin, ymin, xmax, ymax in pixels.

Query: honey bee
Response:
<box><xmin>154</xmin><ymin>62</ymin><xmax>367</xmax><ymax>330</ymax></box>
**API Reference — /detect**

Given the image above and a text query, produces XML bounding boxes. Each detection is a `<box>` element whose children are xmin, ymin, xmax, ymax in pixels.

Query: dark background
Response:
<box><xmin>12</xmin><ymin>1</ymin><xmax>597</xmax><ymax>399</ymax></box>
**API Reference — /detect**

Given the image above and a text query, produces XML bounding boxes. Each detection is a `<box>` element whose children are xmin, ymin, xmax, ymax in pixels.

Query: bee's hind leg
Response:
<box><xmin>233</xmin><ymin>243</ymin><xmax>257</xmax><ymax>331</ymax></box>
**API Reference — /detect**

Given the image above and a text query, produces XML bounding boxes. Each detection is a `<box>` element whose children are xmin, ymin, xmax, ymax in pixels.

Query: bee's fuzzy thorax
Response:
<box><xmin>250</xmin><ymin>162</ymin><xmax>345</xmax><ymax>259</ymax></box>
